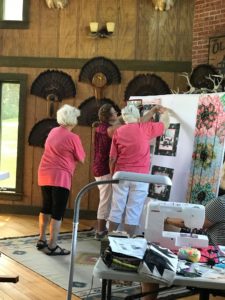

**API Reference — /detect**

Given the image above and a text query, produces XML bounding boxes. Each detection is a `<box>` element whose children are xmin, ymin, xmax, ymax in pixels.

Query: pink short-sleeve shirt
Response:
<box><xmin>110</xmin><ymin>121</ymin><xmax>164</xmax><ymax>174</ymax></box>
<box><xmin>38</xmin><ymin>126</ymin><xmax>85</xmax><ymax>190</ymax></box>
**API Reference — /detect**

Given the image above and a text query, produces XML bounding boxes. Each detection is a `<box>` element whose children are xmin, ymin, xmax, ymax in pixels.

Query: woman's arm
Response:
<box><xmin>109</xmin><ymin>157</ymin><xmax>117</xmax><ymax>175</ymax></box>
<box><xmin>165</xmin><ymin>216</ymin><xmax>214</xmax><ymax>230</ymax></box>
<box><xmin>107</xmin><ymin>116</ymin><xmax>124</xmax><ymax>138</ymax></box>
<box><xmin>202</xmin><ymin>218</ymin><xmax>214</xmax><ymax>229</ymax></box>
<box><xmin>140</xmin><ymin>105</ymin><xmax>164</xmax><ymax>123</ymax></box>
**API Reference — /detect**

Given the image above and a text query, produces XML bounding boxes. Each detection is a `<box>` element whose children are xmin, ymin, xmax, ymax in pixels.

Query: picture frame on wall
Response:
<box><xmin>148</xmin><ymin>165</ymin><xmax>174</xmax><ymax>201</ymax></box>
<box><xmin>155</xmin><ymin>123</ymin><xmax>180</xmax><ymax>156</ymax></box>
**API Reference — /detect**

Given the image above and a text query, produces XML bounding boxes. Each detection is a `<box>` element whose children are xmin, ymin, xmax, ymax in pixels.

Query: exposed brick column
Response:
<box><xmin>192</xmin><ymin>0</ymin><xmax>225</xmax><ymax>68</ymax></box>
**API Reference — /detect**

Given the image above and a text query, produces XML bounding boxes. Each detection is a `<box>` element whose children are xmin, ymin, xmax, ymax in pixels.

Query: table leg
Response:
<box><xmin>199</xmin><ymin>289</ymin><xmax>210</xmax><ymax>300</ymax></box>
<box><xmin>102</xmin><ymin>279</ymin><xmax>107</xmax><ymax>300</ymax></box>
<box><xmin>107</xmin><ymin>279</ymin><xmax>112</xmax><ymax>300</ymax></box>
<box><xmin>0</xmin><ymin>275</ymin><xmax>19</xmax><ymax>283</ymax></box>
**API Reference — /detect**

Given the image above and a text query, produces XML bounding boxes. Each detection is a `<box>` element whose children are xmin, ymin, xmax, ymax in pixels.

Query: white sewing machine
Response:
<box><xmin>144</xmin><ymin>200</ymin><xmax>209</xmax><ymax>250</ymax></box>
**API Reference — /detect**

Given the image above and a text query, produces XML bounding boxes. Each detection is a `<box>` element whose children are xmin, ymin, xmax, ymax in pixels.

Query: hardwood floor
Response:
<box><xmin>0</xmin><ymin>214</ymin><xmax>224</xmax><ymax>300</ymax></box>
<box><xmin>0</xmin><ymin>214</ymin><xmax>96</xmax><ymax>300</ymax></box>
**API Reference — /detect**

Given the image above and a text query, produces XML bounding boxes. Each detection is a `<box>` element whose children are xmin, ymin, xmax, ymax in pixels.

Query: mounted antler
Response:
<box><xmin>152</xmin><ymin>0</ymin><xmax>176</xmax><ymax>11</ymax></box>
<box><xmin>205</xmin><ymin>74</ymin><xmax>224</xmax><ymax>93</ymax></box>
<box><xmin>45</xmin><ymin>0</ymin><xmax>68</xmax><ymax>9</ymax></box>
<box><xmin>180</xmin><ymin>72</ymin><xmax>196</xmax><ymax>94</ymax></box>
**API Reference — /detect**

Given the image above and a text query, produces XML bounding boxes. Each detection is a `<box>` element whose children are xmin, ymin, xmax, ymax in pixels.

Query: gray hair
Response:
<box><xmin>57</xmin><ymin>104</ymin><xmax>80</xmax><ymax>126</ymax></box>
<box><xmin>121</xmin><ymin>104</ymin><xmax>140</xmax><ymax>124</ymax></box>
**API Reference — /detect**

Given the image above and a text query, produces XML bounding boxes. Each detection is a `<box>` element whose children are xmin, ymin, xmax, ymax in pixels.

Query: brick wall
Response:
<box><xmin>192</xmin><ymin>0</ymin><xmax>225</xmax><ymax>67</ymax></box>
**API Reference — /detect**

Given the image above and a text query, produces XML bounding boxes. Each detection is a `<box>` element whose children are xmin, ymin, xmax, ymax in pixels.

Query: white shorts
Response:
<box><xmin>95</xmin><ymin>174</ymin><xmax>112</xmax><ymax>220</ymax></box>
<box><xmin>108</xmin><ymin>180</ymin><xmax>149</xmax><ymax>226</ymax></box>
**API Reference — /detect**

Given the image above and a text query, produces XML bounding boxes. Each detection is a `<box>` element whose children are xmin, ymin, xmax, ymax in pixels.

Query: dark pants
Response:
<box><xmin>40</xmin><ymin>186</ymin><xmax>69</xmax><ymax>220</ymax></box>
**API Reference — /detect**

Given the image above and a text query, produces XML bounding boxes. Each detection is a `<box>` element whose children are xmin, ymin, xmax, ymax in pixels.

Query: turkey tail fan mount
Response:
<box><xmin>124</xmin><ymin>73</ymin><xmax>171</xmax><ymax>101</ymax></box>
<box><xmin>30</xmin><ymin>70</ymin><xmax>76</xmax><ymax>101</ymax></box>
<box><xmin>28</xmin><ymin>118</ymin><xmax>59</xmax><ymax>148</ymax></box>
<box><xmin>190</xmin><ymin>64</ymin><xmax>220</xmax><ymax>91</ymax></box>
<box><xmin>77</xmin><ymin>97</ymin><xmax>120</xmax><ymax>127</ymax></box>
<box><xmin>78</xmin><ymin>56</ymin><xmax>121</xmax><ymax>86</ymax></box>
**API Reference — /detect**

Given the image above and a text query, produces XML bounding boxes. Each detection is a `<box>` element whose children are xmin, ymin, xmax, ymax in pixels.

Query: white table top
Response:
<box><xmin>0</xmin><ymin>171</ymin><xmax>9</xmax><ymax>180</ymax></box>
<box><xmin>93</xmin><ymin>258</ymin><xmax>225</xmax><ymax>291</ymax></box>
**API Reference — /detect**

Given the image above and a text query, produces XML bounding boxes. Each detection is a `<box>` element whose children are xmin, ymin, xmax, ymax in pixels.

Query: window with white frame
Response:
<box><xmin>0</xmin><ymin>74</ymin><xmax>26</xmax><ymax>199</ymax></box>
<box><xmin>3</xmin><ymin>0</ymin><xmax>23</xmax><ymax>20</ymax></box>
<box><xmin>0</xmin><ymin>0</ymin><xmax>29</xmax><ymax>29</ymax></box>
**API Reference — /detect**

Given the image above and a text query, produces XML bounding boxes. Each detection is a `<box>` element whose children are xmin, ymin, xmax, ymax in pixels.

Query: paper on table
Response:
<box><xmin>108</xmin><ymin>237</ymin><xmax>147</xmax><ymax>259</ymax></box>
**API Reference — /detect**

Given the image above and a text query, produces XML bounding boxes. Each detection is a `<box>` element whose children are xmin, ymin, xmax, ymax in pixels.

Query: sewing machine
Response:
<box><xmin>144</xmin><ymin>200</ymin><xmax>209</xmax><ymax>250</ymax></box>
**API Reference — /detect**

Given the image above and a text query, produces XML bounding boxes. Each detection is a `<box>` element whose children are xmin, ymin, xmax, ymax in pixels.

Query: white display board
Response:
<box><xmin>130</xmin><ymin>93</ymin><xmax>225</xmax><ymax>203</ymax></box>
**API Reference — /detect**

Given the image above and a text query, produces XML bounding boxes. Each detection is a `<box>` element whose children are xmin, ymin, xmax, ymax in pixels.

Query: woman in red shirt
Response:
<box><xmin>92</xmin><ymin>104</ymin><xmax>123</xmax><ymax>240</ymax></box>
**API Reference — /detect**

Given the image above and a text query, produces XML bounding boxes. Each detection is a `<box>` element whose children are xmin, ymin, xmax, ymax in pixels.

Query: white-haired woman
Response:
<box><xmin>108</xmin><ymin>104</ymin><xmax>169</xmax><ymax>237</ymax></box>
<box><xmin>37</xmin><ymin>104</ymin><xmax>85</xmax><ymax>255</ymax></box>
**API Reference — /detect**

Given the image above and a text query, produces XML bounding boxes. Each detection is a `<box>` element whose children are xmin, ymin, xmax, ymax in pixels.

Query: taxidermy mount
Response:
<box><xmin>45</xmin><ymin>0</ymin><xmax>68</xmax><ymax>9</ymax></box>
<box><xmin>152</xmin><ymin>0</ymin><xmax>176</xmax><ymax>11</ymax></box>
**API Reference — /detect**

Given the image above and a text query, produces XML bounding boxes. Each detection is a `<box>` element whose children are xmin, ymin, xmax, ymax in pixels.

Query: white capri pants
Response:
<box><xmin>95</xmin><ymin>174</ymin><xmax>112</xmax><ymax>220</ymax></box>
<box><xmin>108</xmin><ymin>180</ymin><xmax>149</xmax><ymax>226</ymax></box>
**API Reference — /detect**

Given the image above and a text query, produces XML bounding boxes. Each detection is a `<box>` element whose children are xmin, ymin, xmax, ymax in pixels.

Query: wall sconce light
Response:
<box><xmin>89</xmin><ymin>22</ymin><xmax>115</xmax><ymax>38</ymax></box>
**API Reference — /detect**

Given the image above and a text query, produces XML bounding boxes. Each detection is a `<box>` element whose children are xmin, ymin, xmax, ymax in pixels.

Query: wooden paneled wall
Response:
<box><xmin>0</xmin><ymin>0</ymin><xmax>194</xmax><ymax>215</ymax></box>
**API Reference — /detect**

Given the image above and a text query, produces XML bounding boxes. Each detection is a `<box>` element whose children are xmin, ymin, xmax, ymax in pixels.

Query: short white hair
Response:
<box><xmin>57</xmin><ymin>104</ymin><xmax>80</xmax><ymax>126</ymax></box>
<box><xmin>121</xmin><ymin>104</ymin><xmax>140</xmax><ymax>124</ymax></box>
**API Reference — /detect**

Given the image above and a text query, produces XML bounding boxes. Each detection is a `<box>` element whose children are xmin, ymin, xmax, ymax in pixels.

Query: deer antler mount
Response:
<box><xmin>45</xmin><ymin>0</ymin><xmax>68</xmax><ymax>9</ymax></box>
<box><xmin>152</xmin><ymin>0</ymin><xmax>176</xmax><ymax>11</ymax></box>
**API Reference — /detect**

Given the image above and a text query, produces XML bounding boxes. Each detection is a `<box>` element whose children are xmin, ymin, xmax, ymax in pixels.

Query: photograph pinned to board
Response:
<box><xmin>155</xmin><ymin>123</ymin><xmax>180</xmax><ymax>156</ymax></box>
<box><xmin>128</xmin><ymin>97</ymin><xmax>161</xmax><ymax>120</ymax></box>
<box><xmin>148</xmin><ymin>166</ymin><xmax>174</xmax><ymax>201</ymax></box>
<box><xmin>127</xmin><ymin>99</ymin><xmax>142</xmax><ymax>108</ymax></box>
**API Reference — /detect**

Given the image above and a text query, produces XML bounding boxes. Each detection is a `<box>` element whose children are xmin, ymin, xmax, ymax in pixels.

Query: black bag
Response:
<box><xmin>102</xmin><ymin>246</ymin><xmax>141</xmax><ymax>272</ymax></box>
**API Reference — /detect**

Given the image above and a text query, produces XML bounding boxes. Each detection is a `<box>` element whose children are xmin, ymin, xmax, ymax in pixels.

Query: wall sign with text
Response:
<box><xmin>209</xmin><ymin>35</ymin><xmax>225</xmax><ymax>72</ymax></box>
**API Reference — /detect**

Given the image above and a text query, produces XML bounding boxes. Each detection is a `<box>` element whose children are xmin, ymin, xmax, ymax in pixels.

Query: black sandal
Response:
<box><xmin>45</xmin><ymin>245</ymin><xmax>70</xmax><ymax>256</ymax></box>
<box><xmin>36</xmin><ymin>240</ymin><xmax>47</xmax><ymax>250</ymax></box>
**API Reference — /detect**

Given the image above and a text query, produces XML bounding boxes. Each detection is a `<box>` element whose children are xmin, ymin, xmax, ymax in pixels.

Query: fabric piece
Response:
<box><xmin>205</xmin><ymin>196</ymin><xmax>225</xmax><ymax>246</ymax></box>
<box><xmin>110</xmin><ymin>121</ymin><xmax>164</xmax><ymax>173</ymax></box>
<box><xmin>92</xmin><ymin>122</ymin><xmax>112</xmax><ymax>177</ymax></box>
<box><xmin>199</xmin><ymin>246</ymin><xmax>219</xmax><ymax>264</ymax></box>
<box><xmin>95</xmin><ymin>173</ymin><xmax>112</xmax><ymax>220</ymax></box>
<box><xmin>38</xmin><ymin>126</ymin><xmax>85</xmax><ymax>189</ymax></box>
<box><xmin>138</xmin><ymin>243</ymin><xmax>178</xmax><ymax>286</ymax></box>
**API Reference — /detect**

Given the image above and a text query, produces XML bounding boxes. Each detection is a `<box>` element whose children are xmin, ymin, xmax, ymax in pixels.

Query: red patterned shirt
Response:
<box><xmin>93</xmin><ymin>122</ymin><xmax>112</xmax><ymax>177</ymax></box>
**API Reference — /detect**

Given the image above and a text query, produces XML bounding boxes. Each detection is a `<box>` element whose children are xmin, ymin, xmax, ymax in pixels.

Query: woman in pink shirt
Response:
<box><xmin>109</xmin><ymin>104</ymin><xmax>169</xmax><ymax>237</ymax></box>
<box><xmin>37</xmin><ymin>104</ymin><xmax>85</xmax><ymax>255</ymax></box>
